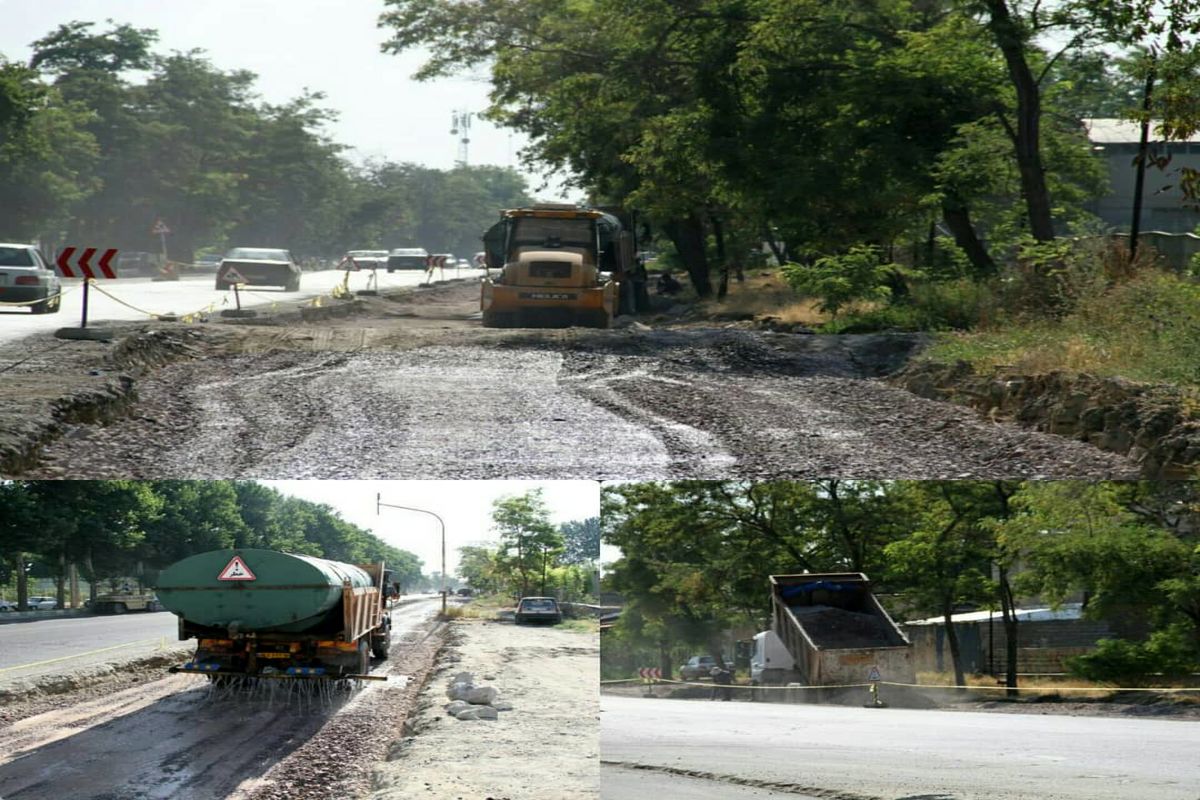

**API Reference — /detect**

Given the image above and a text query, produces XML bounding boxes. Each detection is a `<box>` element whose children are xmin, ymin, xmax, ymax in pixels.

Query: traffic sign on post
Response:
<box><xmin>151</xmin><ymin>219</ymin><xmax>171</xmax><ymax>236</ymax></box>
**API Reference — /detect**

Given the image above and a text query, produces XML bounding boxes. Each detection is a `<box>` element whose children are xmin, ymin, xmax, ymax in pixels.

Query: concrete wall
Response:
<box><xmin>1090</xmin><ymin>142</ymin><xmax>1200</xmax><ymax>234</ymax></box>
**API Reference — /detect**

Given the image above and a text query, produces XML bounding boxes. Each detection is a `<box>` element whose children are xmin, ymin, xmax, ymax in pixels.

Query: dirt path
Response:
<box><xmin>370</xmin><ymin>618</ymin><xmax>600</xmax><ymax>800</ymax></box>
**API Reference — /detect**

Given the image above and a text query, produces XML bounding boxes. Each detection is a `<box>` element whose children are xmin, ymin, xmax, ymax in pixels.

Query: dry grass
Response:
<box><xmin>694</xmin><ymin>270</ymin><xmax>831</xmax><ymax>325</ymax></box>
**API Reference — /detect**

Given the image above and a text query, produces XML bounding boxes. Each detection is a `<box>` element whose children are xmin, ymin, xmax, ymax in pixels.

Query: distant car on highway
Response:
<box><xmin>0</xmin><ymin>243</ymin><xmax>62</xmax><ymax>315</ymax></box>
<box><xmin>216</xmin><ymin>247</ymin><xmax>301</xmax><ymax>292</ymax></box>
<box><xmin>0</xmin><ymin>598</ymin><xmax>17</xmax><ymax>611</ymax></box>
<box><xmin>192</xmin><ymin>253</ymin><xmax>222</xmax><ymax>272</ymax></box>
<box><xmin>515</xmin><ymin>596</ymin><xmax>562</xmax><ymax>625</ymax></box>
<box><xmin>386</xmin><ymin>248</ymin><xmax>428</xmax><ymax>272</ymax></box>
<box><xmin>342</xmin><ymin>250</ymin><xmax>388</xmax><ymax>270</ymax></box>
<box><xmin>116</xmin><ymin>251</ymin><xmax>163</xmax><ymax>277</ymax></box>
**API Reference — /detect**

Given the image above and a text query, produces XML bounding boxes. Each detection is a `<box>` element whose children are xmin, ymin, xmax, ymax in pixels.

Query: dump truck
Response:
<box><xmin>157</xmin><ymin>548</ymin><xmax>395</xmax><ymax>680</ymax></box>
<box><xmin>751</xmin><ymin>573</ymin><xmax>914</xmax><ymax>687</ymax></box>
<box><xmin>479</xmin><ymin>204</ymin><xmax>634</xmax><ymax>328</ymax></box>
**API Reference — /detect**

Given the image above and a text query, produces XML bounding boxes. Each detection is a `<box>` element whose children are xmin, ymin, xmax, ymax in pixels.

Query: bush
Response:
<box><xmin>1066</xmin><ymin>625</ymin><xmax>1199</xmax><ymax>684</ymax></box>
<box><xmin>782</xmin><ymin>244</ymin><xmax>907</xmax><ymax>316</ymax></box>
<box><xmin>818</xmin><ymin>278</ymin><xmax>997</xmax><ymax>333</ymax></box>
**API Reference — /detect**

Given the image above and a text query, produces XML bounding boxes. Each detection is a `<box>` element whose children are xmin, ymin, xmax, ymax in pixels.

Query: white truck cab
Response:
<box><xmin>750</xmin><ymin>630</ymin><xmax>796</xmax><ymax>685</ymax></box>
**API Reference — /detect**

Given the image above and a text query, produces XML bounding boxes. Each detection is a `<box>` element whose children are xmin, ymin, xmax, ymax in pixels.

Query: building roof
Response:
<box><xmin>903</xmin><ymin>603</ymin><xmax>1083</xmax><ymax>626</ymax></box>
<box><xmin>1083</xmin><ymin>118</ymin><xmax>1200</xmax><ymax>144</ymax></box>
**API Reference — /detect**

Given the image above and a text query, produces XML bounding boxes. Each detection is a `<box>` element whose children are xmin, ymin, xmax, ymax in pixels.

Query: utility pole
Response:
<box><xmin>376</xmin><ymin>494</ymin><xmax>447</xmax><ymax>615</ymax></box>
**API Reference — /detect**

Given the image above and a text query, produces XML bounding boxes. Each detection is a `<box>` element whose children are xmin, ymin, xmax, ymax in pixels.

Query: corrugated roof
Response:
<box><xmin>1084</xmin><ymin>118</ymin><xmax>1200</xmax><ymax>144</ymax></box>
<box><xmin>903</xmin><ymin>603</ymin><xmax>1083</xmax><ymax>626</ymax></box>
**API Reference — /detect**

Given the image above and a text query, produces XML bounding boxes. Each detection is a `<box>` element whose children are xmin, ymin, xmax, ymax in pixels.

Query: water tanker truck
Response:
<box><xmin>157</xmin><ymin>549</ymin><xmax>395</xmax><ymax>680</ymax></box>
<box><xmin>751</xmin><ymin>572</ymin><xmax>914</xmax><ymax>688</ymax></box>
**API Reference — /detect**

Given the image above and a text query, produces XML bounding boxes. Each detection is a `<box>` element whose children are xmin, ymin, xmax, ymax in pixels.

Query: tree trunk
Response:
<box><xmin>1130</xmin><ymin>58</ymin><xmax>1156</xmax><ymax>260</ymax></box>
<box><xmin>15</xmin><ymin>554</ymin><xmax>28</xmax><ymax>611</ymax></box>
<box><xmin>713</xmin><ymin>215</ymin><xmax>729</xmax><ymax>300</ymax></box>
<box><xmin>943</xmin><ymin>602</ymin><xmax>966</xmax><ymax>688</ymax></box>
<box><xmin>762</xmin><ymin>224</ymin><xmax>787</xmax><ymax>266</ymax></box>
<box><xmin>998</xmin><ymin>565</ymin><xmax>1019</xmax><ymax>697</ymax></box>
<box><xmin>985</xmin><ymin>0</ymin><xmax>1055</xmax><ymax>242</ymax></box>
<box><xmin>663</xmin><ymin>214</ymin><xmax>712</xmax><ymax>297</ymax></box>
<box><xmin>941</xmin><ymin>193</ymin><xmax>998</xmax><ymax>275</ymax></box>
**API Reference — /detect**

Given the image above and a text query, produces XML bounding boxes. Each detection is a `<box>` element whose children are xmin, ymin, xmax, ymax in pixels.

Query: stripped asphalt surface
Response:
<box><xmin>600</xmin><ymin>695</ymin><xmax>1200</xmax><ymax>800</ymax></box>
<box><xmin>12</xmin><ymin>278</ymin><xmax>1140</xmax><ymax>479</ymax></box>
<box><xmin>0</xmin><ymin>598</ymin><xmax>443</xmax><ymax>800</ymax></box>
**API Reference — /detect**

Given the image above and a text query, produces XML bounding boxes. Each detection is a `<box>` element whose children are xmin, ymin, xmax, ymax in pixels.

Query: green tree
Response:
<box><xmin>491</xmin><ymin>490</ymin><xmax>564</xmax><ymax>596</ymax></box>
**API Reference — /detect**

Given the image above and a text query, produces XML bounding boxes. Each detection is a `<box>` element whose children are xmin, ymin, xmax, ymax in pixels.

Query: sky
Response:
<box><xmin>262</xmin><ymin>480</ymin><xmax>599</xmax><ymax>576</ymax></box>
<box><xmin>0</xmin><ymin>0</ymin><xmax>567</xmax><ymax>191</ymax></box>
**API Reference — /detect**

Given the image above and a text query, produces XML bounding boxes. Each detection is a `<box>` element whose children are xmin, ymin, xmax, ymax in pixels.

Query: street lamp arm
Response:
<box><xmin>376</xmin><ymin>494</ymin><xmax>447</xmax><ymax>615</ymax></box>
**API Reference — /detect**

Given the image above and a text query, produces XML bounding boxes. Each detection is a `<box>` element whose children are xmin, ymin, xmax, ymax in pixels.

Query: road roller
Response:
<box><xmin>156</xmin><ymin>548</ymin><xmax>396</xmax><ymax>680</ymax></box>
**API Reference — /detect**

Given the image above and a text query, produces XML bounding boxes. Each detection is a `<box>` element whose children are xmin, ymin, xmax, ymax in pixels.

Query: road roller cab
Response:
<box><xmin>479</xmin><ymin>205</ymin><xmax>631</xmax><ymax>328</ymax></box>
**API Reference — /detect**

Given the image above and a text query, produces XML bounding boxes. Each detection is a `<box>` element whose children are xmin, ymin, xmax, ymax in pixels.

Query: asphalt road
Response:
<box><xmin>600</xmin><ymin>696</ymin><xmax>1200</xmax><ymax>800</ymax></box>
<box><xmin>0</xmin><ymin>611</ymin><xmax>182</xmax><ymax>687</ymax></box>
<box><xmin>0</xmin><ymin>267</ymin><xmax>481</xmax><ymax>344</ymax></box>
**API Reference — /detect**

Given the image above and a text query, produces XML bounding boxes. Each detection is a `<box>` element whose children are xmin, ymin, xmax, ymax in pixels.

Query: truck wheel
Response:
<box><xmin>357</xmin><ymin>638</ymin><xmax>370</xmax><ymax>675</ymax></box>
<box><xmin>371</xmin><ymin>631</ymin><xmax>391</xmax><ymax>660</ymax></box>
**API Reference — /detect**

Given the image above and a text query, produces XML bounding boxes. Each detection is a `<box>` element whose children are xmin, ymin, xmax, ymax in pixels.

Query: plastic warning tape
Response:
<box><xmin>0</xmin><ymin>285</ymin><xmax>75</xmax><ymax>307</ymax></box>
<box><xmin>88</xmin><ymin>280</ymin><xmax>217</xmax><ymax>321</ymax></box>
<box><xmin>602</xmin><ymin>677</ymin><xmax>872</xmax><ymax>691</ymax></box>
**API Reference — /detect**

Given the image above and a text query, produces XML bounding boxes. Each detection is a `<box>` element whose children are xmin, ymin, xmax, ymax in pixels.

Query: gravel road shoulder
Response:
<box><xmin>370</xmin><ymin>618</ymin><xmax>600</xmax><ymax>800</ymax></box>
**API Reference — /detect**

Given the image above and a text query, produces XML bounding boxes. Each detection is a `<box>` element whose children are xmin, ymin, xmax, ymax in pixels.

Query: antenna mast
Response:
<box><xmin>450</xmin><ymin>110</ymin><xmax>473</xmax><ymax>167</ymax></box>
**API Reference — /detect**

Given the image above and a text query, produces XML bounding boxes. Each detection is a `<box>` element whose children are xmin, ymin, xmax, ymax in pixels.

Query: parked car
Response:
<box><xmin>25</xmin><ymin>596</ymin><xmax>58</xmax><ymax>610</ymax></box>
<box><xmin>0</xmin><ymin>598</ymin><xmax>17</xmax><ymax>612</ymax></box>
<box><xmin>679</xmin><ymin>655</ymin><xmax>721</xmax><ymax>681</ymax></box>
<box><xmin>514</xmin><ymin>596</ymin><xmax>562</xmax><ymax>624</ymax></box>
<box><xmin>0</xmin><ymin>243</ymin><xmax>62</xmax><ymax>315</ymax></box>
<box><xmin>456</xmin><ymin>587</ymin><xmax>474</xmax><ymax>597</ymax></box>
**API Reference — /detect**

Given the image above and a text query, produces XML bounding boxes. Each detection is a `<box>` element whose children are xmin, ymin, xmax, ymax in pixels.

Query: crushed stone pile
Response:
<box><xmin>443</xmin><ymin>671</ymin><xmax>513</xmax><ymax>721</ymax></box>
<box><xmin>789</xmin><ymin>604</ymin><xmax>897</xmax><ymax>649</ymax></box>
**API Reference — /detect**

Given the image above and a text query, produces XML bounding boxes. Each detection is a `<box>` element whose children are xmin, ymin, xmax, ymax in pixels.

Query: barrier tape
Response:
<box><xmin>602</xmin><ymin>676</ymin><xmax>1200</xmax><ymax>693</ymax></box>
<box><xmin>88</xmin><ymin>280</ymin><xmax>217</xmax><ymax>322</ymax></box>
<box><xmin>0</xmin><ymin>285</ymin><xmax>77</xmax><ymax>308</ymax></box>
<box><xmin>0</xmin><ymin>637</ymin><xmax>171</xmax><ymax>674</ymax></box>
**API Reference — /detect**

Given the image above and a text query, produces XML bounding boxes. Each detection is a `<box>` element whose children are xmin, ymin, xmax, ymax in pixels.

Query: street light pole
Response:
<box><xmin>376</xmin><ymin>493</ymin><xmax>447</xmax><ymax>615</ymax></box>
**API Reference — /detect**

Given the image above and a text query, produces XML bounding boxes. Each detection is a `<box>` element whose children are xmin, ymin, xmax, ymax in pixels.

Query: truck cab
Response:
<box><xmin>480</xmin><ymin>205</ymin><xmax>631</xmax><ymax>328</ymax></box>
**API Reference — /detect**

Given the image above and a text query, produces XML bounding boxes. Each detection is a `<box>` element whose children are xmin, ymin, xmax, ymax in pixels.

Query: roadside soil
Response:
<box><xmin>1</xmin><ymin>279</ymin><xmax>1140</xmax><ymax>479</ymax></box>
<box><xmin>370</xmin><ymin>618</ymin><xmax>600</xmax><ymax>800</ymax></box>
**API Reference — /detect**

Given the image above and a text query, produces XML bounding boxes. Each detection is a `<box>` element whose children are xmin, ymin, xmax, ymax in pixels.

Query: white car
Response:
<box><xmin>0</xmin><ymin>243</ymin><xmax>62</xmax><ymax>314</ymax></box>
<box><xmin>25</xmin><ymin>596</ymin><xmax>57</xmax><ymax>610</ymax></box>
<box><xmin>0</xmin><ymin>598</ymin><xmax>17</xmax><ymax>612</ymax></box>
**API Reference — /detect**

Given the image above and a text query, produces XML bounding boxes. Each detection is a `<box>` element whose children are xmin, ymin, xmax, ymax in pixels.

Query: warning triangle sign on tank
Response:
<box><xmin>217</xmin><ymin>555</ymin><xmax>257</xmax><ymax>581</ymax></box>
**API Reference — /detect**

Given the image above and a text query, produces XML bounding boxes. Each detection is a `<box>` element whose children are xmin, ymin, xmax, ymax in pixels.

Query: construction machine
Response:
<box><xmin>479</xmin><ymin>204</ymin><xmax>634</xmax><ymax>328</ymax></box>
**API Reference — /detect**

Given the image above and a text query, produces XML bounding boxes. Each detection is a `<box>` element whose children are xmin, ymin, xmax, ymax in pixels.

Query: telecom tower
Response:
<box><xmin>451</xmin><ymin>110</ymin><xmax>473</xmax><ymax>167</ymax></box>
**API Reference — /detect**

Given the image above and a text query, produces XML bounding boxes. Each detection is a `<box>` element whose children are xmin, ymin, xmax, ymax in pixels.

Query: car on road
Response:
<box><xmin>514</xmin><ymin>596</ymin><xmax>563</xmax><ymax>624</ymax></box>
<box><xmin>216</xmin><ymin>247</ymin><xmax>301</xmax><ymax>292</ymax></box>
<box><xmin>0</xmin><ymin>243</ymin><xmax>62</xmax><ymax>315</ymax></box>
<box><xmin>0</xmin><ymin>598</ymin><xmax>17</xmax><ymax>611</ymax></box>
<box><xmin>386</xmin><ymin>248</ymin><xmax>428</xmax><ymax>272</ymax></box>
<box><xmin>679</xmin><ymin>655</ymin><xmax>721</xmax><ymax>681</ymax></box>
<box><xmin>116</xmin><ymin>251</ymin><xmax>164</xmax><ymax>277</ymax></box>
<box><xmin>192</xmin><ymin>253</ymin><xmax>222</xmax><ymax>272</ymax></box>
<box><xmin>24</xmin><ymin>596</ymin><xmax>58</xmax><ymax>610</ymax></box>
<box><xmin>342</xmin><ymin>250</ymin><xmax>388</xmax><ymax>270</ymax></box>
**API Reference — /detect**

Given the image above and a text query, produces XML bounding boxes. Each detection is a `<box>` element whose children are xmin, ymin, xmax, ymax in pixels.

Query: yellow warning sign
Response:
<box><xmin>220</xmin><ymin>265</ymin><xmax>248</xmax><ymax>284</ymax></box>
<box><xmin>217</xmin><ymin>555</ymin><xmax>256</xmax><ymax>581</ymax></box>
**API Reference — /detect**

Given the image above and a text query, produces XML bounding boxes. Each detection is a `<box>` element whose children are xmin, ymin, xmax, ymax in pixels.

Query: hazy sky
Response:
<box><xmin>0</xmin><ymin>0</ymin><xmax>531</xmax><ymax>175</ymax></box>
<box><xmin>262</xmin><ymin>480</ymin><xmax>600</xmax><ymax>576</ymax></box>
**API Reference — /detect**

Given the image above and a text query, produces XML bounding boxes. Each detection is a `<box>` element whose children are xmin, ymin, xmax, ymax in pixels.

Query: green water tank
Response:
<box><xmin>156</xmin><ymin>548</ymin><xmax>373</xmax><ymax>633</ymax></box>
